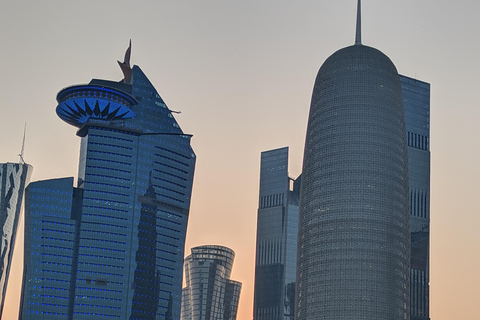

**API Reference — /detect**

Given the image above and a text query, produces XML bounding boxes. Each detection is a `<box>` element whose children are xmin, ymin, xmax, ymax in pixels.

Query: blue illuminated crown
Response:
<box><xmin>56</xmin><ymin>84</ymin><xmax>137</xmax><ymax>128</ymax></box>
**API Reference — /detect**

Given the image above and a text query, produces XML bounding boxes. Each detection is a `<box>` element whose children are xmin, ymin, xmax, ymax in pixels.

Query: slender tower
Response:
<box><xmin>253</xmin><ymin>147</ymin><xmax>300</xmax><ymax>320</ymax></box>
<box><xmin>401</xmin><ymin>75</ymin><xmax>431</xmax><ymax>320</ymax></box>
<box><xmin>0</xmin><ymin>162</ymin><xmax>32</xmax><ymax>317</ymax></box>
<box><xmin>295</xmin><ymin>2</ymin><xmax>410</xmax><ymax>319</ymax></box>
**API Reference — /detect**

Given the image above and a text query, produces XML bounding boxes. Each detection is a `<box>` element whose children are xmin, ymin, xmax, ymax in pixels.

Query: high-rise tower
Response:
<box><xmin>401</xmin><ymin>75</ymin><xmax>431</xmax><ymax>320</ymax></box>
<box><xmin>19</xmin><ymin>44</ymin><xmax>196</xmax><ymax>320</ymax></box>
<box><xmin>181</xmin><ymin>245</ymin><xmax>242</xmax><ymax>320</ymax></box>
<box><xmin>295</xmin><ymin>2</ymin><xmax>410</xmax><ymax>319</ymax></box>
<box><xmin>253</xmin><ymin>147</ymin><xmax>300</xmax><ymax>320</ymax></box>
<box><xmin>0</xmin><ymin>163</ymin><xmax>32</xmax><ymax>317</ymax></box>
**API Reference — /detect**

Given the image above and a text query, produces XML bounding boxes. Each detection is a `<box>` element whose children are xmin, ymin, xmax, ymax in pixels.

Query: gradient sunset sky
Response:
<box><xmin>1</xmin><ymin>1</ymin><xmax>478</xmax><ymax>319</ymax></box>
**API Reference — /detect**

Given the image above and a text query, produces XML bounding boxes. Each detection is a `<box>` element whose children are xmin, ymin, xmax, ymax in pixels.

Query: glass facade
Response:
<box><xmin>181</xmin><ymin>245</ymin><xmax>241</xmax><ymax>320</ymax></box>
<box><xmin>400</xmin><ymin>75</ymin><xmax>431</xmax><ymax>320</ymax></box>
<box><xmin>253</xmin><ymin>147</ymin><xmax>300</xmax><ymax>320</ymax></box>
<box><xmin>19</xmin><ymin>63</ymin><xmax>195</xmax><ymax>320</ymax></box>
<box><xmin>296</xmin><ymin>44</ymin><xmax>410</xmax><ymax>320</ymax></box>
<box><xmin>0</xmin><ymin>163</ymin><xmax>32</xmax><ymax>317</ymax></box>
<box><xmin>19</xmin><ymin>177</ymin><xmax>80</xmax><ymax>319</ymax></box>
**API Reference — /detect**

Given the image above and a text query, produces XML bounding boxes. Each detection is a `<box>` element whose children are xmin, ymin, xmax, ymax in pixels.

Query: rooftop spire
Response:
<box><xmin>18</xmin><ymin>122</ymin><xmax>26</xmax><ymax>164</ymax></box>
<box><xmin>355</xmin><ymin>0</ymin><xmax>362</xmax><ymax>45</ymax></box>
<box><xmin>118</xmin><ymin>40</ymin><xmax>133</xmax><ymax>84</ymax></box>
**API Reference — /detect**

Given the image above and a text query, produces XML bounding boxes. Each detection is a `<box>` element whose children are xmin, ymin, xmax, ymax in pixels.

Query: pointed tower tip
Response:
<box><xmin>18</xmin><ymin>122</ymin><xmax>26</xmax><ymax>164</ymax></box>
<box><xmin>355</xmin><ymin>0</ymin><xmax>362</xmax><ymax>45</ymax></box>
<box><xmin>118</xmin><ymin>40</ymin><xmax>133</xmax><ymax>84</ymax></box>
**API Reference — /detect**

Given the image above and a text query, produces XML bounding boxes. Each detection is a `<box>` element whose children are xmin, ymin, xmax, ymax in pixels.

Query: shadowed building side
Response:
<box><xmin>400</xmin><ymin>75</ymin><xmax>431</xmax><ymax>320</ymax></box>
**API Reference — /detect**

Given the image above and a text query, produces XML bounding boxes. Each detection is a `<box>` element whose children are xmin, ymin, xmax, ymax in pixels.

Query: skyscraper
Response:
<box><xmin>181</xmin><ymin>245</ymin><xmax>242</xmax><ymax>320</ymax></box>
<box><xmin>401</xmin><ymin>75</ymin><xmax>431</xmax><ymax>320</ymax></box>
<box><xmin>295</xmin><ymin>1</ymin><xmax>410</xmax><ymax>319</ymax></box>
<box><xmin>254</xmin><ymin>77</ymin><xmax>431</xmax><ymax>320</ymax></box>
<box><xmin>253</xmin><ymin>147</ymin><xmax>300</xmax><ymax>320</ymax></box>
<box><xmin>19</xmin><ymin>44</ymin><xmax>196</xmax><ymax>320</ymax></box>
<box><xmin>0</xmin><ymin>162</ymin><xmax>32</xmax><ymax>318</ymax></box>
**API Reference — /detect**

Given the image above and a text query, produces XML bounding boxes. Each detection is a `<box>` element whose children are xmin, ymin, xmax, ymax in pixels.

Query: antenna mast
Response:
<box><xmin>18</xmin><ymin>123</ymin><xmax>26</xmax><ymax>164</ymax></box>
<box><xmin>355</xmin><ymin>0</ymin><xmax>362</xmax><ymax>45</ymax></box>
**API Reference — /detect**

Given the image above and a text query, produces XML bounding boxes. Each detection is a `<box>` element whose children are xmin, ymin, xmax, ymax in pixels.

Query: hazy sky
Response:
<box><xmin>1</xmin><ymin>1</ymin><xmax>479</xmax><ymax>319</ymax></box>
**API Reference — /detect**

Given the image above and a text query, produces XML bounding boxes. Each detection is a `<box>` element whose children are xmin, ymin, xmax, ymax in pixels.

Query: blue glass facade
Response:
<box><xmin>253</xmin><ymin>147</ymin><xmax>300</xmax><ymax>320</ymax></box>
<box><xmin>0</xmin><ymin>163</ymin><xmax>32</xmax><ymax>317</ymax></box>
<box><xmin>400</xmin><ymin>75</ymin><xmax>431</xmax><ymax>320</ymax></box>
<box><xmin>19</xmin><ymin>62</ymin><xmax>195</xmax><ymax>320</ymax></box>
<box><xmin>20</xmin><ymin>177</ymin><xmax>79</xmax><ymax>319</ymax></box>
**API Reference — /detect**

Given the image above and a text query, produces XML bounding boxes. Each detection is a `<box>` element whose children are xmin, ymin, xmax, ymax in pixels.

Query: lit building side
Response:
<box><xmin>295</xmin><ymin>2</ymin><xmax>410</xmax><ymax>319</ymax></box>
<box><xmin>400</xmin><ymin>75</ymin><xmax>431</xmax><ymax>320</ymax></box>
<box><xmin>253</xmin><ymin>147</ymin><xmax>300</xmax><ymax>320</ymax></box>
<box><xmin>0</xmin><ymin>163</ymin><xmax>32</xmax><ymax>317</ymax></box>
<box><xmin>181</xmin><ymin>245</ymin><xmax>241</xmax><ymax>320</ymax></box>
<box><xmin>19</xmin><ymin>46</ymin><xmax>196</xmax><ymax>320</ymax></box>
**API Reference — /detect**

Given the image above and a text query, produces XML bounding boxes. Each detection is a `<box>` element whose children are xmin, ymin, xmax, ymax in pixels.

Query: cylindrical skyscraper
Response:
<box><xmin>295</xmin><ymin>2</ymin><xmax>410</xmax><ymax>319</ymax></box>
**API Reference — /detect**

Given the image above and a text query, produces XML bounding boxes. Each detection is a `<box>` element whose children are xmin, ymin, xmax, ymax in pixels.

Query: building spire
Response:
<box><xmin>355</xmin><ymin>0</ymin><xmax>362</xmax><ymax>45</ymax></box>
<box><xmin>18</xmin><ymin>122</ymin><xmax>26</xmax><ymax>164</ymax></box>
<box><xmin>118</xmin><ymin>40</ymin><xmax>133</xmax><ymax>84</ymax></box>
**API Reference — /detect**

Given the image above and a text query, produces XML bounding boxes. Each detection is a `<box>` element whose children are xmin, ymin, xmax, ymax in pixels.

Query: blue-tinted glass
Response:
<box><xmin>253</xmin><ymin>147</ymin><xmax>299</xmax><ymax>320</ymax></box>
<box><xmin>20</xmin><ymin>64</ymin><xmax>195</xmax><ymax>320</ymax></box>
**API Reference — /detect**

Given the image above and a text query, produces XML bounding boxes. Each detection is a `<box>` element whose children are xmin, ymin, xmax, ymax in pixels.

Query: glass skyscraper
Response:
<box><xmin>401</xmin><ymin>75</ymin><xmax>431</xmax><ymax>320</ymax></box>
<box><xmin>253</xmin><ymin>147</ymin><xmax>300</xmax><ymax>320</ymax></box>
<box><xmin>19</xmin><ymin>47</ymin><xmax>196</xmax><ymax>320</ymax></box>
<box><xmin>295</xmin><ymin>1</ymin><xmax>410</xmax><ymax>319</ymax></box>
<box><xmin>253</xmin><ymin>76</ymin><xmax>431</xmax><ymax>320</ymax></box>
<box><xmin>0</xmin><ymin>162</ymin><xmax>32</xmax><ymax>318</ymax></box>
<box><xmin>181</xmin><ymin>245</ymin><xmax>241</xmax><ymax>320</ymax></box>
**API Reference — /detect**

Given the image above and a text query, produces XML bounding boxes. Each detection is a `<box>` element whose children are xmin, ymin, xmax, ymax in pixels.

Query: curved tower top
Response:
<box><xmin>295</xmin><ymin>2</ymin><xmax>410</xmax><ymax>320</ymax></box>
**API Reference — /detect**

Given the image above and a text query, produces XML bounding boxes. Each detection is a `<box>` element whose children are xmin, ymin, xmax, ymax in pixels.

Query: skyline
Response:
<box><xmin>1</xmin><ymin>1</ymin><xmax>479</xmax><ymax>319</ymax></box>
